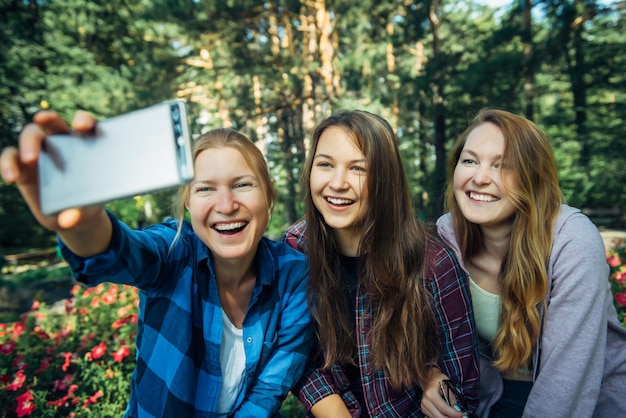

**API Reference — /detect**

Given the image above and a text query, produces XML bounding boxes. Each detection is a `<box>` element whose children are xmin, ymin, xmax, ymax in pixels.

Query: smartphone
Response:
<box><xmin>38</xmin><ymin>100</ymin><xmax>194</xmax><ymax>215</ymax></box>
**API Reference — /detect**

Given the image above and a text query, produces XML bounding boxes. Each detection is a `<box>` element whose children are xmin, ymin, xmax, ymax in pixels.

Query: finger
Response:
<box><xmin>0</xmin><ymin>146</ymin><xmax>20</xmax><ymax>183</ymax></box>
<box><xmin>72</xmin><ymin>111</ymin><xmax>98</xmax><ymax>132</ymax></box>
<box><xmin>18</xmin><ymin>123</ymin><xmax>47</xmax><ymax>164</ymax></box>
<box><xmin>33</xmin><ymin>110</ymin><xmax>70</xmax><ymax>134</ymax></box>
<box><xmin>58</xmin><ymin>208</ymin><xmax>83</xmax><ymax>230</ymax></box>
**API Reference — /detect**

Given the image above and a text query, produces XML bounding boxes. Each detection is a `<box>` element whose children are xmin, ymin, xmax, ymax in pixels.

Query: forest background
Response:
<box><xmin>1</xmin><ymin>0</ymin><xmax>625</xmax><ymax>250</ymax></box>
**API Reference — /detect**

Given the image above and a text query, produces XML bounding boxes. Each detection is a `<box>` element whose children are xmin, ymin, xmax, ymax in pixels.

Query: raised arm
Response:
<box><xmin>0</xmin><ymin>110</ymin><xmax>112</xmax><ymax>256</ymax></box>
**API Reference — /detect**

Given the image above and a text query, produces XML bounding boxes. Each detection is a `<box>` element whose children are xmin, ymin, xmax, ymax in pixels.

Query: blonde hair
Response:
<box><xmin>170</xmin><ymin>128</ymin><xmax>275</xmax><ymax>247</ymax></box>
<box><xmin>445</xmin><ymin>109</ymin><xmax>562</xmax><ymax>373</ymax></box>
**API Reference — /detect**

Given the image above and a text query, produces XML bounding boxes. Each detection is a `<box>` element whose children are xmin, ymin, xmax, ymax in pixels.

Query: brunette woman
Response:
<box><xmin>283</xmin><ymin>110</ymin><xmax>479</xmax><ymax>418</ymax></box>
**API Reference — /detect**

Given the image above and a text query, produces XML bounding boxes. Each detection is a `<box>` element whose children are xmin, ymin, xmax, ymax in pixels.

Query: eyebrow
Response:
<box><xmin>313</xmin><ymin>153</ymin><xmax>366</xmax><ymax>164</ymax></box>
<box><xmin>460</xmin><ymin>149</ymin><xmax>503</xmax><ymax>160</ymax></box>
<box><xmin>191</xmin><ymin>174</ymin><xmax>256</xmax><ymax>185</ymax></box>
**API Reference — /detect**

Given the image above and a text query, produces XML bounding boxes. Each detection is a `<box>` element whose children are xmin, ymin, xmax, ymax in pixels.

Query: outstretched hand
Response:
<box><xmin>1</xmin><ymin>110</ymin><xmax>112</xmax><ymax>257</ymax></box>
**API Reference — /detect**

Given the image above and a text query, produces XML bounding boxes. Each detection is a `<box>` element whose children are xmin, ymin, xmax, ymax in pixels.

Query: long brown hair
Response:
<box><xmin>445</xmin><ymin>109</ymin><xmax>562</xmax><ymax>373</ymax></box>
<box><xmin>302</xmin><ymin>110</ymin><xmax>439</xmax><ymax>390</ymax></box>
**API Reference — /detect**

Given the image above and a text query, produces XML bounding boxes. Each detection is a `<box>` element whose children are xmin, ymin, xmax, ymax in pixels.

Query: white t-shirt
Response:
<box><xmin>215</xmin><ymin>309</ymin><xmax>246</xmax><ymax>417</ymax></box>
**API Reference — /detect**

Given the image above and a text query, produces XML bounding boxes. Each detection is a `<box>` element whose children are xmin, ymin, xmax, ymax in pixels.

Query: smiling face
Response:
<box><xmin>309</xmin><ymin>126</ymin><xmax>368</xmax><ymax>250</ymax></box>
<box><xmin>453</xmin><ymin>122</ymin><xmax>519</xmax><ymax>229</ymax></box>
<box><xmin>186</xmin><ymin>146</ymin><xmax>268</xmax><ymax>266</ymax></box>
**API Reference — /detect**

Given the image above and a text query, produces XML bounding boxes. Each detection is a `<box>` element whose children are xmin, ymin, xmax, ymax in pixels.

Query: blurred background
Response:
<box><xmin>1</xmin><ymin>0</ymin><xmax>625</xmax><ymax>250</ymax></box>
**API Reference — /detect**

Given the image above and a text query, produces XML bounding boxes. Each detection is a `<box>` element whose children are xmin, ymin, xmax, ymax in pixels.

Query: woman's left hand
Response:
<box><xmin>420</xmin><ymin>368</ymin><xmax>469</xmax><ymax>418</ymax></box>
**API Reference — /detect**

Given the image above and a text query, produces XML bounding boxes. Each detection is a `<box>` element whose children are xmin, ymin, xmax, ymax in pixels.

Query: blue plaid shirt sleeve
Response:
<box><xmin>60</xmin><ymin>211</ymin><xmax>313</xmax><ymax>417</ymax></box>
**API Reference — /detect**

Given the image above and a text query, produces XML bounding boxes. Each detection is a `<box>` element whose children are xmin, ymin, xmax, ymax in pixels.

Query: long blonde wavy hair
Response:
<box><xmin>445</xmin><ymin>109</ymin><xmax>563</xmax><ymax>373</ymax></box>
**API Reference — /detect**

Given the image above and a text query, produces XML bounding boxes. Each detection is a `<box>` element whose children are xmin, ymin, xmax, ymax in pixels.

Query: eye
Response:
<box><xmin>316</xmin><ymin>161</ymin><xmax>332</xmax><ymax>168</ymax></box>
<box><xmin>193</xmin><ymin>185</ymin><xmax>215</xmax><ymax>195</ymax></box>
<box><xmin>234</xmin><ymin>182</ymin><xmax>254</xmax><ymax>190</ymax></box>
<box><xmin>461</xmin><ymin>158</ymin><xmax>477</xmax><ymax>165</ymax></box>
<box><xmin>351</xmin><ymin>165</ymin><xmax>366</xmax><ymax>173</ymax></box>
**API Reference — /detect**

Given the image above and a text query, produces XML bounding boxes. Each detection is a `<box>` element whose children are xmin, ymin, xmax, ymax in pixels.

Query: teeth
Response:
<box><xmin>214</xmin><ymin>222</ymin><xmax>247</xmax><ymax>231</ymax></box>
<box><xmin>327</xmin><ymin>197</ymin><xmax>353</xmax><ymax>205</ymax></box>
<box><xmin>469</xmin><ymin>192</ymin><xmax>499</xmax><ymax>202</ymax></box>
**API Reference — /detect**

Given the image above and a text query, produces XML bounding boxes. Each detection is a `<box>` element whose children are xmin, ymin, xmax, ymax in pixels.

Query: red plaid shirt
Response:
<box><xmin>281</xmin><ymin>219</ymin><xmax>479</xmax><ymax>417</ymax></box>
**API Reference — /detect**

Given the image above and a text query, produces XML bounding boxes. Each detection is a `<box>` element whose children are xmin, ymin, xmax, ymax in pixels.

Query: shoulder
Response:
<box><xmin>552</xmin><ymin>205</ymin><xmax>604</xmax><ymax>253</ymax></box>
<box><xmin>260</xmin><ymin>237</ymin><xmax>309</xmax><ymax>276</ymax></box>
<box><xmin>257</xmin><ymin>237</ymin><xmax>309</xmax><ymax>294</ymax></box>
<box><xmin>422</xmin><ymin>226</ymin><xmax>467</xmax><ymax>287</ymax></box>
<box><xmin>280</xmin><ymin>218</ymin><xmax>308</xmax><ymax>253</ymax></box>
<box><xmin>262</xmin><ymin>236</ymin><xmax>308</xmax><ymax>262</ymax></box>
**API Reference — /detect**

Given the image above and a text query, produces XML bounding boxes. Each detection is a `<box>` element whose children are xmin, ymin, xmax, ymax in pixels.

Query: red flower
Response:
<box><xmin>616</xmin><ymin>271</ymin><xmax>626</xmax><ymax>283</ymax></box>
<box><xmin>12</xmin><ymin>355</ymin><xmax>28</xmax><ymax>372</ymax></box>
<box><xmin>0</xmin><ymin>341</ymin><xmax>16</xmax><ymax>354</ymax></box>
<box><xmin>30</xmin><ymin>300</ymin><xmax>40</xmax><ymax>310</ymax></box>
<box><xmin>608</xmin><ymin>253</ymin><xmax>622</xmax><ymax>268</ymax></box>
<box><xmin>61</xmin><ymin>352</ymin><xmax>72</xmax><ymax>372</ymax></box>
<box><xmin>12</xmin><ymin>322</ymin><xmax>25</xmax><ymax>340</ymax></box>
<box><xmin>7</xmin><ymin>370</ymin><xmax>26</xmax><ymax>391</ymax></box>
<box><xmin>90</xmin><ymin>341</ymin><xmax>107</xmax><ymax>360</ymax></box>
<box><xmin>52</xmin><ymin>374</ymin><xmax>74</xmax><ymax>392</ymax></box>
<box><xmin>90</xmin><ymin>296</ymin><xmax>100</xmax><ymax>308</ymax></box>
<box><xmin>65</xmin><ymin>298</ymin><xmax>75</xmax><ymax>314</ymax></box>
<box><xmin>111</xmin><ymin>318</ymin><xmax>126</xmax><ymax>329</ymax></box>
<box><xmin>16</xmin><ymin>390</ymin><xmax>35</xmax><ymax>417</ymax></box>
<box><xmin>112</xmin><ymin>345</ymin><xmax>131</xmax><ymax>363</ymax></box>
<box><xmin>615</xmin><ymin>292</ymin><xmax>626</xmax><ymax>307</ymax></box>
<box><xmin>102</xmin><ymin>292</ymin><xmax>116</xmax><ymax>304</ymax></box>
<box><xmin>82</xmin><ymin>390</ymin><xmax>104</xmax><ymax>408</ymax></box>
<box><xmin>35</xmin><ymin>357</ymin><xmax>51</xmax><ymax>374</ymax></box>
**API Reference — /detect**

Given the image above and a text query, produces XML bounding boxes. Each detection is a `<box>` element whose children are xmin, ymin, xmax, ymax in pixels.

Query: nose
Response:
<box><xmin>215</xmin><ymin>188</ymin><xmax>238</xmax><ymax>213</ymax></box>
<box><xmin>329</xmin><ymin>167</ymin><xmax>348</xmax><ymax>190</ymax></box>
<box><xmin>472</xmin><ymin>164</ymin><xmax>492</xmax><ymax>185</ymax></box>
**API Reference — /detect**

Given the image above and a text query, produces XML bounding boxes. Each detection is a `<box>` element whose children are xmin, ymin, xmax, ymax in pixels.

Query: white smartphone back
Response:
<box><xmin>38</xmin><ymin>100</ymin><xmax>194</xmax><ymax>215</ymax></box>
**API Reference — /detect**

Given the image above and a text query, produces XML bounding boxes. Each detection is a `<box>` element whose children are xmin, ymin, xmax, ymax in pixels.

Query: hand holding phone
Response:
<box><xmin>38</xmin><ymin>100</ymin><xmax>194</xmax><ymax>215</ymax></box>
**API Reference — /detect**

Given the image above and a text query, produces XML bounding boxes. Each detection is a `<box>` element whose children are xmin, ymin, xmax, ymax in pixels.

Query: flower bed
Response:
<box><xmin>608</xmin><ymin>238</ymin><xmax>626</xmax><ymax>327</ymax></box>
<box><xmin>0</xmin><ymin>281</ymin><xmax>305</xmax><ymax>417</ymax></box>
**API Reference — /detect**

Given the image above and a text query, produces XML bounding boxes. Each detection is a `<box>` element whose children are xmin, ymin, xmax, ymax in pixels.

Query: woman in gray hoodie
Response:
<box><xmin>437</xmin><ymin>109</ymin><xmax>626</xmax><ymax>418</ymax></box>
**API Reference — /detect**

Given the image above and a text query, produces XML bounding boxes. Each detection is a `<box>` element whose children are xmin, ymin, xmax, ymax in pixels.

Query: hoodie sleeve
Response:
<box><xmin>523</xmin><ymin>209</ymin><xmax>609</xmax><ymax>417</ymax></box>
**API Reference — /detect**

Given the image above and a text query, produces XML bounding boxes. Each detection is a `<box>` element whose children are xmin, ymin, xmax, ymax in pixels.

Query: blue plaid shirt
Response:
<box><xmin>281</xmin><ymin>220</ymin><xmax>479</xmax><ymax>417</ymax></box>
<box><xmin>60</xmin><ymin>211</ymin><xmax>312</xmax><ymax>417</ymax></box>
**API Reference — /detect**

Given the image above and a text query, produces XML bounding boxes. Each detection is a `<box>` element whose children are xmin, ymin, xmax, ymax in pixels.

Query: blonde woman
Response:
<box><xmin>437</xmin><ymin>109</ymin><xmax>626</xmax><ymax>417</ymax></box>
<box><xmin>1</xmin><ymin>112</ymin><xmax>312</xmax><ymax>417</ymax></box>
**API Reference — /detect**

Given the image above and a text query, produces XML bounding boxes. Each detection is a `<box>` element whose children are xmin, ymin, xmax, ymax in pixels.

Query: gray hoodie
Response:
<box><xmin>437</xmin><ymin>204</ymin><xmax>626</xmax><ymax>418</ymax></box>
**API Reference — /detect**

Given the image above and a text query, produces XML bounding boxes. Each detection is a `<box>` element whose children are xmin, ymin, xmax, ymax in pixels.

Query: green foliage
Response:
<box><xmin>1</xmin><ymin>0</ymin><xmax>625</xmax><ymax>245</ymax></box>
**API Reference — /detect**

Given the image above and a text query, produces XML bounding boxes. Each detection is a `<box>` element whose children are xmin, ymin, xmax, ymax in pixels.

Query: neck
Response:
<box><xmin>333</xmin><ymin>228</ymin><xmax>361</xmax><ymax>257</ymax></box>
<box><xmin>214</xmin><ymin>252</ymin><xmax>257</xmax><ymax>289</ymax></box>
<box><xmin>479</xmin><ymin>223</ymin><xmax>512</xmax><ymax>261</ymax></box>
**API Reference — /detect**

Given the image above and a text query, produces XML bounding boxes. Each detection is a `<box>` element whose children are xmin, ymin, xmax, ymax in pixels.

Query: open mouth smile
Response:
<box><xmin>213</xmin><ymin>221</ymin><xmax>248</xmax><ymax>235</ymax></box>
<box><xmin>468</xmin><ymin>191</ymin><xmax>499</xmax><ymax>202</ymax></box>
<box><xmin>326</xmin><ymin>197</ymin><xmax>355</xmax><ymax>206</ymax></box>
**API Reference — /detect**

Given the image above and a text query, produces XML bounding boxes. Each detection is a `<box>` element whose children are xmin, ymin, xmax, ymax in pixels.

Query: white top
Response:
<box><xmin>469</xmin><ymin>278</ymin><xmax>501</xmax><ymax>343</ymax></box>
<box><xmin>215</xmin><ymin>309</ymin><xmax>246</xmax><ymax>417</ymax></box>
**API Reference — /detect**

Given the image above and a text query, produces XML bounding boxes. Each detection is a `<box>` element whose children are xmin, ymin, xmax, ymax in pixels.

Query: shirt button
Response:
<box><xmin>246</xmin><ymin>337</ymin><xmax>253</xmax><ymax>343</ymax></box>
